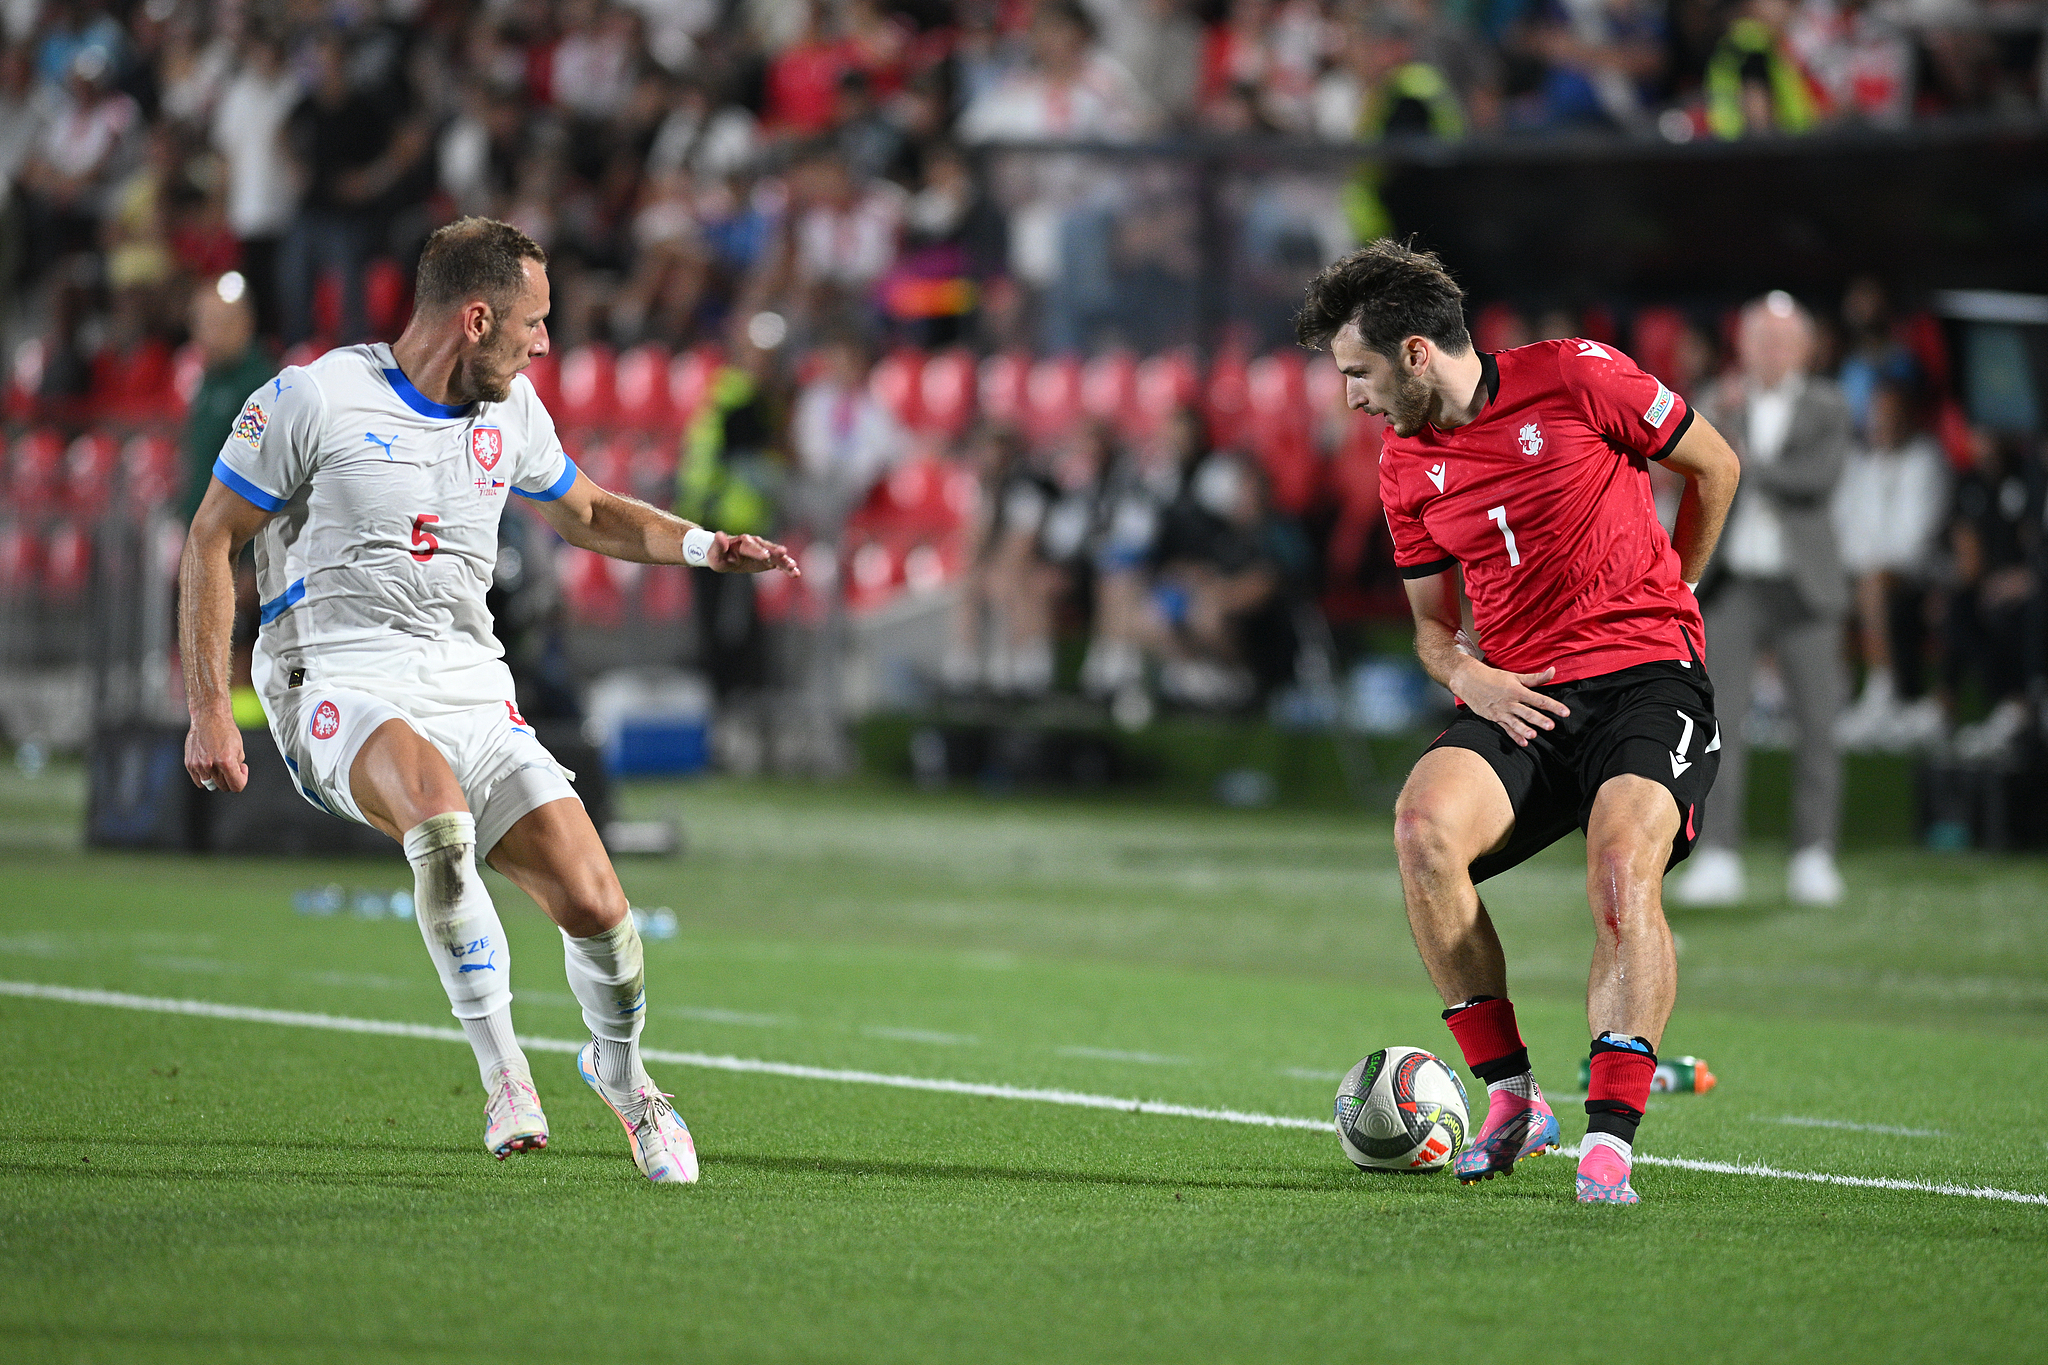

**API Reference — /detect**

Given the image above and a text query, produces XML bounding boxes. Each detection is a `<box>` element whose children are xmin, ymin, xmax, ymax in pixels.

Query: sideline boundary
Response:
<box><xmin>5</xmin><ymin>979</ymin><xmax>2043</xmax><ymax>1207</ymax></box>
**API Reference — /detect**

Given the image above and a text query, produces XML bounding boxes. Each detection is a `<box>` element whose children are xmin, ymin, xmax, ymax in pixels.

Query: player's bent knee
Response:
<box><xmin>1393</xmin><ymin>797</ymin><xmax>1470</xmax><ymax>876</ymax></box>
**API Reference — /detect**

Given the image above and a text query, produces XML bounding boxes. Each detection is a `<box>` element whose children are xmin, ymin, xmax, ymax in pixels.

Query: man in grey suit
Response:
<box><xmin>1676</xmin><ymin>292</ymin><xmax>1851</xmax><ymax>906</ymax></box>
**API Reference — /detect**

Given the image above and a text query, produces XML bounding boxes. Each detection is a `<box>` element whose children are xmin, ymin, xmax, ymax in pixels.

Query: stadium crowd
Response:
<box><xmin>0</xmin><ymin>0</ymin><xmax>2041</xmax><ymax>760</ymax></box>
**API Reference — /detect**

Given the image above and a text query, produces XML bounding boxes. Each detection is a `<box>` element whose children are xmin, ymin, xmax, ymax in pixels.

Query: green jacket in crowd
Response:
<box><xmin>183</xmin><ymin>345</ymin><xmax>280</xmax><ymax>520</ymax></box>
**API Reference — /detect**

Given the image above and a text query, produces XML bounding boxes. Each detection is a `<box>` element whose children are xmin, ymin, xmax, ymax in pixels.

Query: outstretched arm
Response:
<box><xmin>1660</xmin><ymin>413</ymin><xmax>1741</xmax><ymax>586</ymax></box>
<box><xmin>1405</xmin><ymin>565</ymin><xmax>1569</xmax><ymax>748</ymax></box>
<box><xmin>180</xmin><ymin>481</ymin><xmax>274</xmax><ymax>791</ymax></box>
<box><xmin>535</xmin><ymin>470</ymin><xmax>800</xmax><ymax>575</ymax></box>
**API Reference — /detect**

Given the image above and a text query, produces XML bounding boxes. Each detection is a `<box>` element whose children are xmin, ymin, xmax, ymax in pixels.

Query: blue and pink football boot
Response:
<box><xmin>1452</xmin><ymin>1088</ymin><xmax>1561</xmax><ymax>1183</ymax></box>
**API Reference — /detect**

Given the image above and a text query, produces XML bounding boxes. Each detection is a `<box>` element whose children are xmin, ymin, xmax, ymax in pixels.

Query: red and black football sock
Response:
<box><xmin>1585</xmin><ymin>1032</ymin><xmax>1657</xmax><ymax>1153</ymax></box>
<box><xmin>1443</xmin><ymin>996</ymin><xmax>1534</xmax><ymax>1093</ymax></box>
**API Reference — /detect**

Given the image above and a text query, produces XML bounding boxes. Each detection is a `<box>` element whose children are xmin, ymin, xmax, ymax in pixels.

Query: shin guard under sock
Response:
<box><xmin>1443</xmin><ymin>996</ymin><xmax>1531</xmax><ymax>1084</ymax></box>
<box><xmin>1586</xmin><ymin>1032</ymin><xmax>1656</xmax><ymax>1147</ymax></box>
<box><xmin>404</xmin><ymin>812</ymin><xmax>521</xmax><ymax>1083</ymax></box>
<box><xmin>562</xmin><ymin>917</ymin><xmax>647</xmax><ymax>1091</ymax></box>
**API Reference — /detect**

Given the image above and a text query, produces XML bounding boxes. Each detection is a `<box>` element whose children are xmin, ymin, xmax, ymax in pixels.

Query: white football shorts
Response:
<box><xmin>264</xmin><ymin>684</ymin><xmax>580</xmax><ymax>856</ymax></box>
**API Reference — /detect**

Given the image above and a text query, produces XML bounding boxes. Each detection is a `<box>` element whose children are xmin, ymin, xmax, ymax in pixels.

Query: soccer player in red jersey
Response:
<box><xmin>1297</xmin><ymin>243</ymin><xmax>1741</xmax><ymax>1204</ymax></box>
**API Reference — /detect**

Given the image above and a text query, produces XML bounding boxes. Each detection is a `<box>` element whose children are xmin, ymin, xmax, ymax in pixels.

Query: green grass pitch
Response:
<box><xmin>2</xmin><ymin>764</ymin><xmax>2045</xmax><ymax>1363</ymax></box>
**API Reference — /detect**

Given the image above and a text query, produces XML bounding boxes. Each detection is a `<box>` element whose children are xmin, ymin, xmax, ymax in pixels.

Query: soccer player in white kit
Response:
<box><xmin>179</xmin><ymin>218</ymin><xmax>799</xmax><ymax>1184</ymax></box>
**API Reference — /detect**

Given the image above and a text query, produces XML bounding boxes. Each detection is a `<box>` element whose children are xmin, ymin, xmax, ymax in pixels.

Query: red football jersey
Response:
<box><xmin>1381</xmin><ymin>338</ymin><xmax>1702</xmax><ymax>684</ymax></box>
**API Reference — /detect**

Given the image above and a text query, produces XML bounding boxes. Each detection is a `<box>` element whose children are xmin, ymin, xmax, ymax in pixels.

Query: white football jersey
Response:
<box><xmin>211</xmin><ymin>343</ymin><xmax>580</xmax><ymax>711</ymax></box>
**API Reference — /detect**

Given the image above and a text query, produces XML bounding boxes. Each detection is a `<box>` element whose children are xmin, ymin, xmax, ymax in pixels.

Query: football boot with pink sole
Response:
<box><xmin>1452</xmin><ymin>1089</ymin><xmax>1561</xmax><ymax>1184</ymax></box>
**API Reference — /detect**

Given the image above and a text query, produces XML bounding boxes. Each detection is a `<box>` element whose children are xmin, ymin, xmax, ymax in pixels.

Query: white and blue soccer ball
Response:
<box><xmin>1334</xmin><ymin>1046</ymin><xmax>1470</xmax><ymax>1174</ymax></box>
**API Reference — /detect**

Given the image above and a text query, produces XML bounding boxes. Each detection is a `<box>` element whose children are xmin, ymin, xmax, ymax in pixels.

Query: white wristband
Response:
<box><xmin>682</xmin><ymin>527</ymin><xmax>716</xmax><ymax>568</ymax></box>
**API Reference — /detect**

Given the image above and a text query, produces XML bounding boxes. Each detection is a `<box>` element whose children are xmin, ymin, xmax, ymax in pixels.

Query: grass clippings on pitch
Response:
<box><xmin>0</xmin><ymin>771</ymin><xmax>2044</xmax><ymax>1364</ymax></box>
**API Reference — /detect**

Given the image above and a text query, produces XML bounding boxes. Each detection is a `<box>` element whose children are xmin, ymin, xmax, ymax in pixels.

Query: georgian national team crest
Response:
<box><xmin>470</xmin><ymin>426</ymin><xmax>503</xmax><ymax>472</ymax></box>
<box><xmin>310</xmin><ymin>700</ymin><xmax>341</xmax><ymax>740</ymax></box>
<box><xmin>1517</xmin><ymin>422</ymin><xmax>1544</xmax><ymax>457</ymax></box>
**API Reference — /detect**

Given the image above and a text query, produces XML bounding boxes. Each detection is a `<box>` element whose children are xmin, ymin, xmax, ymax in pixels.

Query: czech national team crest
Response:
<box><xmin>310</xmin><ymin>699</ymin><xmax>341</xmax><ymax>740</ymax></box>
<box><xmin>1517</xmin><ymin>422</ymin><xmax>1544</xmax><ymax>457</ymax></box>
<box><xmin>470</xmin><ymin>426</ymin><xmax>503</xmax><ymax>472</ymax></box>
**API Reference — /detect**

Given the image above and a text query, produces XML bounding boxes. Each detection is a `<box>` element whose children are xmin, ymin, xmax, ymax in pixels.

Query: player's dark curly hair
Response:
<box><xmin>1294</xmin><ymin>240</ymin><xmax>1471</xmax><ymax>358</ymax></box>
<box><xmin>414</xmin><ymin>217</ymin><xmax>548</xmax><ymax>317</ymax></box>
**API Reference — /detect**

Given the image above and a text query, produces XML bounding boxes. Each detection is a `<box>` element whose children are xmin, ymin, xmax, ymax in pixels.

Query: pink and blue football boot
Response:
<box><xmin>1575</xmin><ymin>1142</ymin><xmax>1640</xmax><ymax>1204</ymax></box>
<box><xmin>1452</xmin><ymin>1089</ymin><xmax>1561</xmax><ymax>1184</ymax></box>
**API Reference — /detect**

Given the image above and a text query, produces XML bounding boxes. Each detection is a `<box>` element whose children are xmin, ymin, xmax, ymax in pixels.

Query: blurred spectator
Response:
<box><xmin>1834</xmin><ymin>274</ymin><xmax>1918</xmax><ymax>436</ymax></box>
<box><xmin>1832</xmin><ymin>375</ymin><xmax>1949</xmax><ymax>748</ymax></box>
<box><xmin>957</xmin><ymin>1</ymin><xmax>1154</xmax><ymax>142</ymax></box>
<box><xmin>1943</xmin><ymin>428</ymin><xmax>2043</xmax><ymax>760</ymax></box>
<box><xmin>1524</xmin><ymin>0</ymin><xmax>1669</xmax><ymax>132</ymax></box>
<box><xmin>210</xmin><ymin>34</ymin><xmax>298</xmax><ymax>341</ymax></box>
<box><xmin>675</xmin><ymin>320</ymin><xmax>786</xmax><ymax>699</ymax></box>
<box><xmin>1086</xmin><ymin>0</ymin><xmax>1202</xmax><ymax>129</ymax></box>
<box><xmin>1789</xmin><ymin>0</ymin><xmax>1914</xmax><ymax>126</ymax></box>
<box><xmin>766</xmin><ymin>0</ymin><xmax>853</xmax><ymax>135</ymax></box>
<box><xmin>100</xmin><ymin>121</ymin><xmax>175</xmax><ymax>339</ymax></box>
<box><xmin>0</xmin><ymin>44</ymin><xmax>46</xmax><ymax>308</ymax></box>
<box><xmin>1082</xmin><ymin>403</ymin><xmax>1205</xmax><ymax>698</ymax></box>
<box><xmin>181</xmin><ymin>271</ymin><xmax>271</xmax><ymax>520</ymax></box>
<box><xmin>788</xmin><ymin>331</ymin><xmax>907</xmax><ymax>535</ymax></box>
<box><xmin>1199</xmin><ymin>0</ymin><xmax>1327</xmax><ymax>133</ymax></box>
<box><xmin>22</xmin><ymin>46</ymin><xmax>138</xmax><ymax>274</ymax></box>
<box><xmin>1003</xmin><ymin>419</ymin><xmax>1117</xmax><ymax>696</ymax></box>
<box><xmin>646</xmin><ymin>73</ymin><xmax>760</xmax><ymax>181</ymax></box>
<box><xmin>154</xmin><ymin>10</ymin><xmax>230</xmax><ymax>130</ymax></box>
<box><xmin>1680</xmin><ymin>291</ymin><xmax>1851</xmax><ymax>907</ymax></box>
<box><xmin>1706</xmin><ymin>0</ymin><xmax>1820</xmax><ymax>138</ymax></box>
<box><xmin>884</xmin><ymin>139</ymin><xmax>1005</xmax><ymax>346</ymax></box>
<box><xmin>1143</xmin><ymin>449</ymin><xmax>1309</xmax><ymax>707</ymax></box>
<box><xmin>279</xmin><ymin>35</ymin><xmax>396</xmax><ymax>343</ymax></box>
<box><xmin>1314</xmin><ymin>16</ymin><xmax>1470</xmax><ymax>141</ymax></box>
<box><xmin>788</xmin><ymin>145</ymin><xmax>907</xmax><ymax>323</ymax></box>
<box><xmin>945</xmin><ymin>422</ymin><xmax>1054</xmax><ymax>694</ymax></box>
<box><xmin>550</xmin><ymin>0</ymin><xmax>638</xmax><ymax>123</ymax></box>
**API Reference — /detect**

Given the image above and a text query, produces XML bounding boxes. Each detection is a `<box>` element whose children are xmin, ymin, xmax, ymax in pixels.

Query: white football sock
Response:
<box><xmin>562</xmin><ymin>917</ymin><xmax>647</xmax><ymax>1091</ymax></box>
<box><xmin>1488</xmin><ymin>1072</ymin><xmax>1543</xmax><ymax>1104</ymax></box>
<box><xmin>404</xmin><ymin>812</ymin><xmax>523</xmax><ymax>1082</ymax></box>
<box><xmin>1583</xmin><ymin>1131</ymin><xmax>1633</xmax><ymax>1162</ymax></box>
<box><xmin>460</xmin><ymin>1008</ymin><xmax>526</xmax><ymax>1087</ymax></box>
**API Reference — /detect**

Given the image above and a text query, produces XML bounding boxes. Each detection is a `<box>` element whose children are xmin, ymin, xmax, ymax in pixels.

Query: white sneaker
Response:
<box><xmin>576</xmin><ymin>1042</ymin><xmax>700</xmax><ymax>1184</ymax></box>
<box><xmin>1674</xmin><ymin>846</ymin><xmax>1745</xmax><ymax>906</ymax></box>
<box><xmin>1787</xmin><ymin>845</ymin><xmax>1844</xmax><ymax>905</ymax></box>
<box><xmin>483</xmin><ymin>1062</ymin><xmax>548</xmax><ymax>1159</ymax></box>
<box><xmin>1888</xmin><ymin>697</ymin><xmax>1947</xmax><ymax>751</ymax></box>
<box><xmin>1955</xmin><ymin>698</ymin><xmax>2027</xmax><ymax>761</ymax></box>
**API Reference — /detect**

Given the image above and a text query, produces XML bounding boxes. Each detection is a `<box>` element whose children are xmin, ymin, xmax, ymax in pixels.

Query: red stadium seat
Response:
<box><xmin>365</xmin><ymin>258</ymin><xmax>410</xmax><ymax>339</ymax></box>
<box><xmin>1024</xmin><ymin>355</ymin><xmax>1083</xmax><ymax>441</ymax></box>
<box><xmin>0</xmin><ymin>523</ymin><xmax>42</xmax><ymax>594</ymax></box>
<box><xmin>579</xmin><ymin>435</ymin><xmax>633</xmax><ymax>493</ymax></box>
<box><xmin>557</xmin><ymin>345</ymin><xmax>616</xmax><ymax>430</ymax></box>
<box><xmin>639</xmin><ymin>563</ymin><xmax>691</xmax><ymax>622</ymax></box>
<box><xmin>64</xmin><ymin>433</ymin><xmax>120</xmax><ymax>517</ymax></box>
<box><xmin>1630</xmin><ymin>306</ymin><xmax>1688</xmax><ymax>384</ymax></box>
<box><xmin>172</xmin><ymin>342</ymin><xmax>206</xmax><ymax>410</ymax></box>
<box><xmin>1081</xmin><ymin>351</ymin><xmax>1138</xmax><ymax>433</ymax></box>
<box><xmin>1134</xmin><ymin>351</ymin><xmax>1200</xmax><ymax>437</ymax></box>
<box><xmin>124</xmin><ymin>434</ymin><xmax>179</xmax><ymax>511</ymax></box>
<box><xmin>561</xmin><ymin>545</ymin><xmax>624</xmax><ymax>626</ymax></box>
<box><xmin>977</xmin><ymin>353</ymin><xmax>1029</xmax><ymax>428</ymax></box>
<box><xmin>1473</xmin><ymin>301</ymin><xmax>1525</xmax><ymax>354</ymax></box>
<box><xmin>43</xmin><ymin>520</ymin><xmax>91</xmax><ymax>599</ymax></box>
<box><xmin>523</xmin><ymin>348</ymin><xmax>560</xmax><ymax>410</ymax></box>
<box><xmin>630</xmin><ymin>436</ymin><xmax>679</xmax><ymax>503</ymax></box>
<box><xmin>94</xmin><ymin>338</ymin><xmax>179</xmax><ymax>422</ymax></box>
<box><xmin>613</xmin><ymin>344</ymin><xmax>672</xmax><ymax>432</ymax></box>
<box><xmin>918</xmin><ymin>349</ymin><xmax>976</xmax><ymax>435</ymax></box>
<box><xmin>667</xmin><ymin>346</ymin><xmax>720</xmax><ymax>427</ymax></box>
<box><xmin>868</xmin><ymin>348</ymin><xmax>925</xmax><ymax>430</ymax></box>
<box><xmin>1204</xmin><ymin>350</ymin><xmax>1251</xmax><ymax>450</ymax></box>
<box><xmin>8</xmin><ymin>428</ymin><xmax>65</xmax><ymax>512</ymax></box>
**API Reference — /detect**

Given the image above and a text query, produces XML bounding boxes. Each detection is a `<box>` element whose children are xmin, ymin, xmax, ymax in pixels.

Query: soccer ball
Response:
<box><xmin>1334</xmin><ymin>1046</ymin><xmax>1470</xmax><ymax>1174</ymax></box>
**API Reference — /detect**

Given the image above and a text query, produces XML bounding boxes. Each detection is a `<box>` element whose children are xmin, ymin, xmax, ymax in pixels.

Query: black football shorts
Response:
<box><xmin>1426</xmin><ymin>659</ymin><xmax>1720</xmax><ymax>884</ymax></box>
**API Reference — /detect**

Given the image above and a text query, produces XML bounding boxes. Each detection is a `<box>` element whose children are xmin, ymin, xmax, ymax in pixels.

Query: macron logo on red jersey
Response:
<box><xmin>1576</xmin><ymin>340</ymin><xmax>1612</xmax><ymax>360</ymax></box>
<box><xmin>1426</xmin><ymin>463</ymin><xmax>1446</xmax><ymax>492</ymax></box>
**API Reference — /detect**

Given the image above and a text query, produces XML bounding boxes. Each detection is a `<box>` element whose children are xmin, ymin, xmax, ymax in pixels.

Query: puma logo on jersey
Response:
<box><xmin>364</xmin><ymin>432</ymin><xmax>397</xmax><ymax>460</ymax></box>
<box><xmin>1518</xmin><ymin>423</ymin><xmax>1544</xmax><ymax>457</ymax></box>
<box><xmin>1576</xmin><ymin>340</ymin><xmax>1613</xmax><ymax>360</ymax></box>
<box><xmin>1425</xmin><ymin>463</ymin><xmax>1446</xmax><ymax>492</ymax></box>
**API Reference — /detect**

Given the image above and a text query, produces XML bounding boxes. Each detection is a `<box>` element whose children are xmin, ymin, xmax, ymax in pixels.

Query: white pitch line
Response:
<box><xmin>1765</xmin><ymin>1115</ymin><xmax>1945</xmax><ymax>1138</ymax></box>
<box><xmin>5</xmin><ymin>979</ymin><xmax>2044</xmax><ymax>1206</ymax></box>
